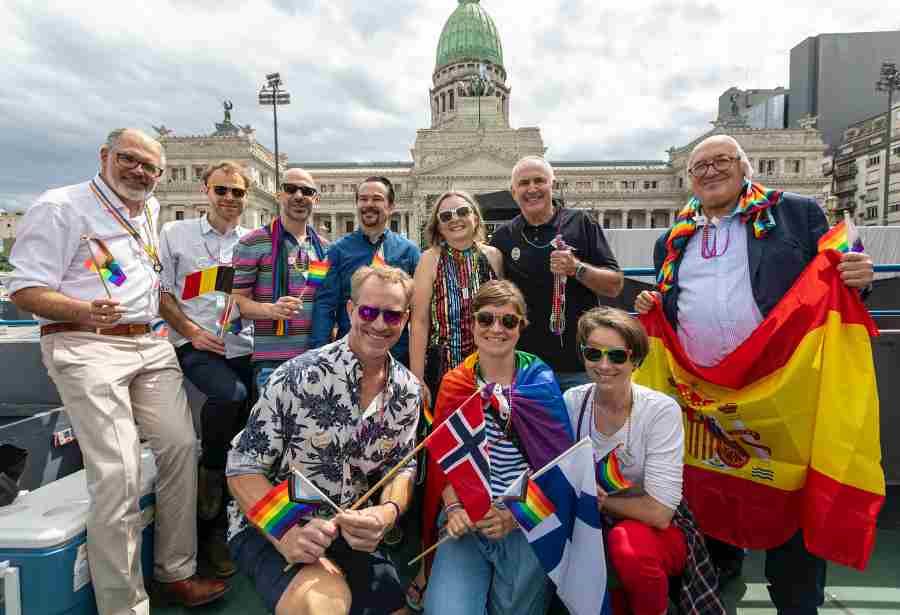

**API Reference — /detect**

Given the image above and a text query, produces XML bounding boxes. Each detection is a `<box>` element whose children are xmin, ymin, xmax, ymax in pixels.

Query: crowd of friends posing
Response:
<box><xmin>7</xmin><ymin>128</ymin><xmax>874</xmax><ymax>615</ymax></box>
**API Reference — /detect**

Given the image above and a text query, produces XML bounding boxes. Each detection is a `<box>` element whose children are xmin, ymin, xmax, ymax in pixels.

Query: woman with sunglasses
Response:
<box><xmin>564</xmin><ymin>307</ymin><xmax>724</xmax><ymax>615</ymax></box>
<box><xmin>421</xmin><ymin>280</ymin><xmax>574</xmax><ymax>615</ymax></box>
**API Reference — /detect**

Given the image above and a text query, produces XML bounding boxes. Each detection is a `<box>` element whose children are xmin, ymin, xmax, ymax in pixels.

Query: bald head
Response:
<box><xmin>687</xmin><ymin>135</ymin><xmax>752</xmax><ymax>180</ymax></box>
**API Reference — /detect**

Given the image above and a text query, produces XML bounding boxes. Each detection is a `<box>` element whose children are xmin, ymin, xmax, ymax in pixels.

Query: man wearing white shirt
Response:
<box><xmin>8</xmin><ymin>129</ymin><xmax>229</xmax><ymax>613</ymax></box>
<box><xmin>158</xmin><ymin>160</ymin><xmax>255</xmax><ymax>578</ymax></box>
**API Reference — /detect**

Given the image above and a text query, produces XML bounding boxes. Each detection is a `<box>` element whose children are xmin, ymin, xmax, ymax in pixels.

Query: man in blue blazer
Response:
<box><xmin>635</xmin><ymin>134</ymin><xmax>874</xmax><ymax>615</ymax></box>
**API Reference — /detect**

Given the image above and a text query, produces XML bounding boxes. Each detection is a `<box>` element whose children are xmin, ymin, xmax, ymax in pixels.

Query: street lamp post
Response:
<box><xmin>875</xmin><ymin>61</ymin><xmax>900</xmax><ymax>226</ymax></box>
<box><xmin>259</xmin><ymin>72</ymin><xmax>291</xmax><ymax>192</ymax></box>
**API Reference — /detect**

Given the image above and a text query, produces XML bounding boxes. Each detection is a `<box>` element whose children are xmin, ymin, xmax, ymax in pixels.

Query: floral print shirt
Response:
<box><xmin>225</xmin><ymin>335</ymin><xmax>421</xmax><ymax>541</ymax></box>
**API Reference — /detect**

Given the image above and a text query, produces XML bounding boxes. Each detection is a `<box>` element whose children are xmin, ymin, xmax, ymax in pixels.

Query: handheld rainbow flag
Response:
<box><xmin>246</xmin><ymin>480</ymin><xmax>319</xmax><ymax>540</ymax></box>
<box><xmin>306</xmin><ymin>259</ymin><xmax>330</xmax><ymax>287</ymax></box>
<box><xmin>596</xmin><ymin>447</ymin><xmax>633</xmax><ymax>495</ymax></box>
<box><xmin>817</xmin><ymin>216</ymin><xmax>864</xmax><ymax>254</ymax></box>
<box><xmin>83</xmin><ymin>239</ymin><xmax>127</xmax><ymax>287</ymax></box>
<box><xmin>504</xmin><ymin>473</ymin><xmax>556</xmax><ymax>531</ymax></box>
<box><xmin>181</xmin><ymin>265</ymin><xmax>235</xmax><ymax>300</ymax></box>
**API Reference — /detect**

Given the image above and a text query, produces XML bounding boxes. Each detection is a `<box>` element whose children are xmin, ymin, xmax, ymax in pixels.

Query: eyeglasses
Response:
<box><xmin>438</xmin><ymin>205</ymin><xmax>474</xmax><ymax>224</ymax></box>
<box><xmin>688</xmin><ymin>156</ymin><xmax>739</xmax><ymax>178</ymax></box>
<box><xmin>356</xmin><ymin>304</ymin><xmax>407</xmax><ymax>326</ymax></box>
<box><xmin>115</xmin><ymin>152</ymin><xmax>164</xmax><ymax>178</ymax></box>
<box><xmin>282</xmin><ymin>183</ymin><xmax>319</xmax><ymax>197</ymax></box>
<box><xmin>211</xmin><ymin>185</ymin><xmax>246</xmax><ymax>199</ymax></box>
<box><xmin>580</xmin><ymin>344</ymin><xmax>631</xmax><ymax>364</ymax></box>
<box><xmin>475</xmin><ymin>311</ymin><xmax>522</xmax><ymax>330</ymax></box>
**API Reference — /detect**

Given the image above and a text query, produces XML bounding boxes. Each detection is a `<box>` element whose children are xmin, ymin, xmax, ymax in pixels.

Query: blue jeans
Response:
<box><xmin>253</xmin><ymin>360</ymin><xmax>285</xmax><ymax>397</ymax></box>
<box><xmin>555</xmin><ymin>371</ymin><xmax>591</xmax><ymax>393</ymax></box>
<box><xmin>424</xmin><ymin>525</ymin><xmax>550</xmax><ymax>615</ymax></box>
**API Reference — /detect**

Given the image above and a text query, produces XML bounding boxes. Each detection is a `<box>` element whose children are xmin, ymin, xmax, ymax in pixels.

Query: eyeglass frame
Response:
<box><xmin>474</xmin><ymin>310</ymin><xmax>523</xmax><ymax>330</ymax></box>
<box><xmin>687</xmin><ymin>155</ymin><xmax>740</xmax><ymax>178</ymax></box>
<box><xmin>355</xmin><ymin>304</ymin><xmax>408</xmax><ymax>326</ymax></box>
<box><xmin>437</xmin><ymin>205</ymin><xmax>474</xmax><ymax>224</ymax></box>
<box><xmin>210</xmin><ymin>185</ymin><xmax>247</xmax><ymax>199</ymax></box>
<box><xmin>579</xmin><ymin>344</ymin><xmax>631</xmax><ymax>364</ymax></box>
<box><xmin>114</xmin><ymin>152</ymin><xmax>164</xmax><ymax>178</ymax></box>
<box><xmin>282</xmin><ymin>183</ymin><xmax>319</xmax><ymax>198</ymax></box>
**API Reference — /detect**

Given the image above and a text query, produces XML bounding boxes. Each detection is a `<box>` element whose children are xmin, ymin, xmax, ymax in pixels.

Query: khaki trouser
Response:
<box><xmin>40</xmin><ymin>331</ymin><xmax>198</xmax><ymax>615</ymax></box>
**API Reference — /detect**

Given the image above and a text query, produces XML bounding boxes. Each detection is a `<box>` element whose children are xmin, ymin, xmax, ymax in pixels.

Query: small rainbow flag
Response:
<box><xmin>596</xmin><ymin>448</ymin><xmax>633</xmax><ymax>495</ymax></box>
<box><xmin>371</xmin><ymin>246</ymin><xmax>386</xmax><ymax>268</ymax></box>
<box><xmin>505</xmin><ymin>476</ymin><xmax>556</xmax><ymax>532</ymax></box>
<box><xmin>84</xmin><ymin>239</ymin><xmax>127</xmax><ymax>286</ymax></box>
<box><xmin>817</xmin><ymin>219</ymin><xmax>864</xmax><ymax>254</ymax></box>
<box><xmin>182</xmin><ymin>265</ymin><xmax>235</xmax><ymax>300</ymax></box>
<box><xmin>246</xmin><ymin>479</ymin><xmax>319</xmax><ymax>540</ymax></box>
<box><xmin>306</xmin><ymin>259</ymin><xmax>330</xmax><ymax>287</ymax></box>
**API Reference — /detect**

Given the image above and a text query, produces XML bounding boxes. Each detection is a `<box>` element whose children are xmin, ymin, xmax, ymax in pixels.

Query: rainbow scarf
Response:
<box><xmin>596</xmin><ymin>447</ymin><xmax>633</xmax><ymax>495</ymax></box>
<box><xmin>657</xmin><ymin>181</ymin><xmax>782</xmax><ymax>293</ymax></box>
<box><xmin>269</xmin><ymin>218</ymin><xmax>327</xmax><ymax>335</ymax></box>
<box><xmin>505</xmin><ymin>475</ymin><xmax>556</xmax><ymax>531</ymax></box>
<box><xmin>246</xmin><ymin>479</ymin><xmax>318</xmax><ymax>540</ymax></box>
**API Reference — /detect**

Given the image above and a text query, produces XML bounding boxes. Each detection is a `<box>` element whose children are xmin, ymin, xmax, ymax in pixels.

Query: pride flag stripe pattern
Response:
<box><xmin>506</xmin><ymin>477</ymin><xmax>555</xmax><ymax>532</ymax></box>
<box><xmin>596</xmin><ymin>448</ymin><xmax>632</xmax><ymax>494</ymax></box>
<box><xmin>817</xmin><ymin>219</ymin><xmax>864</xmax><ymax>254</ymax></box>
<box><xmin>305</xmin><ymin>259</ymin><xmax>330</xmax><ymax>287</ymax></box>
<box><xmin>246</xmin><ymin>480</ymin><xmax>316</xmax><ymax>540</ymax></box>
<box><xmin>181</xmin><ymin>265</ymin><xmax>235</xmax><ymax>300</ymax></box>
<box><xmin>635</xmin><ymin>250</ymin><xmax>884</xmax><ymax>570</ymax></box>
<box><xmin>83</xmin><ymin>238</ymin><xmax>127</xmax><ymax>287</ymax></box>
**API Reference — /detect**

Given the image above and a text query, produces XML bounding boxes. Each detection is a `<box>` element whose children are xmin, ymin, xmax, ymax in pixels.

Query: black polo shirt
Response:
<box><xmin>490</xmin><ymin>207</ymin><xmax>619</xmax><ymax>373</ymax></box>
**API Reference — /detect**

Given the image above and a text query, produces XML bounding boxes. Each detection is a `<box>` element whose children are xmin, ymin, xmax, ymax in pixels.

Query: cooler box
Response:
<box><xmin>0</xmin><ymin>447</ymin><xmax>157</xmax><ymax>615</ymax></box>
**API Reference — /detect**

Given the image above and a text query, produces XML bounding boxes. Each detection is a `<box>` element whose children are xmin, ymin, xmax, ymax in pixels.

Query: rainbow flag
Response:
<box><xmin>634</xmin><ymin>251</ymin><xmax>884</xmax><ymax>570</ymax></box>
<box><xmin>306</xmin><ymin>259</ymin><xmax>330</xmax><ymax>287</ymax></box>
<box><xmin>505</xmin><ymin>475</ymin><xmax>556</xmax><ymax>532</ymax></box>
<box><xmin>246</xmin><ymin>479</ymin><xmax>319</xmax><ymax>540</ymax></box>
<box><xmin>84</xmin><ymin>239</ymin><xmax>127</xmax><ymax>287</ymax></box>
<box><xmin>181</xmin><ymin>265</ymin><xmax>234</xmax><ymax>300</ymax></box>
<box><xmin>371</xmin><ymin>244</ymin><xmax>386</xmax><ymax>268</ymax></box>
<box><xmin>817</xmin><ymin>219</ymin><xmax>864</xmax><ymax>254</ymax></box>
<box><xmin>596</xmin><ymin>448</ymin><xmax>633</xmax><ymax>495</ymax></box>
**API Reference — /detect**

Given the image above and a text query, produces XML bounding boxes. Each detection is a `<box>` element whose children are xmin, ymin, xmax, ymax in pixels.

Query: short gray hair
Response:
<box><xmin>104</xmin><ymin>128</ymin><xmax>166</xmax><ymax>167</ymax></box>
<box><xmin>687</xmin><ymin>135</ymin><xmax>753</xmax><ymax>181</ymax></box>
<box><xmin>510</xmin><ymin>156</ymin><xmax>555</xmax><ymax>184</ymax></box>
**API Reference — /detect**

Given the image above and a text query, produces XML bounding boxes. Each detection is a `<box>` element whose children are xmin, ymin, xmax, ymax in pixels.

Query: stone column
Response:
<box><xmin>669</xmin><ymin>209</ymin><xmax>676</xmax><ymax>225</ymax></box>
<box><xmin>596</xmin><ymin>210</ymin><xmax>605</xmax><ymax>227</ymax></box>
<box><xmin>622</xmin><ymin>210</ymin><xmax>630</xmax><ymax>229</ymax></box>
<box><xmin>644</xmin><ymin>210</ymin><xmax>651</xmax><ymax>228</ymax></box>
<box><xmin>331</xmin><ymin>213</ymin><xmax>337</xmax><ymax>240</ymax></box>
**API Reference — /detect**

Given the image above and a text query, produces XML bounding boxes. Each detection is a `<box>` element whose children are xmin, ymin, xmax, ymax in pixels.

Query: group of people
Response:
<box><xmin>7</xmin><ymin>127</ymin><xmax>874</xmax><ymax>615</ymax></box>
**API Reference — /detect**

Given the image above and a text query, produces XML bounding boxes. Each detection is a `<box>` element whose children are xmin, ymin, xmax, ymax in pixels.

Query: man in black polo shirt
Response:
<box><xmin>490</xmin><ymin>156</ymin><xmax>623</xmax><ymax>390</ymax></box>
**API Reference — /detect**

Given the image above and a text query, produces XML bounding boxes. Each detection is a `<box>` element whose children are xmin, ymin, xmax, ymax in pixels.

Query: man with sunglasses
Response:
<box><xmin>490</xmin><ymin>156</ymin><xmax>623</xmax><ymax>391</ymax></box>
<box><xmin>226</xmin><ymin>265</ymin><xmax>420</xmax><ymax>615</ymax></box>
<box><xmin>635</xmin><ymin>134</ymin><xmax>874</xmax><ymax>615</ymax></box>
<box><xmin>232</xmin><ymin>167</ymin><xmax>330</xmax><ymax>391</ymax></box>
<box><xmin>158</xmin><ymin>160</ymin><xmax>256</xmax><ymax>578</ymax></box>
<box><xmin>310</xmin><ymin>176</ymin><xmax>420</xmax><ymax>366</ymax></box>
<box><xmin>8</xmin><ymin>129</ymin><xmax>229</xmax><ymax>612</ymax></box>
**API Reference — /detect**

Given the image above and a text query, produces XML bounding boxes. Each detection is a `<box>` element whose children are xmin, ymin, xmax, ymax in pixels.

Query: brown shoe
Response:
<box><xmin>204</xmin><ymin>533</ymin><xmax>237</xmax><ymax>578</ymax></box>
<box><xmin>198</xmin><ymin>466</ymin><xmax>224</xmax><ymax>522</ymax></box>
<box><xmin>152</xmin><ymin>575</ymin><xmax>230</xmax><ymax>607</ymax></box>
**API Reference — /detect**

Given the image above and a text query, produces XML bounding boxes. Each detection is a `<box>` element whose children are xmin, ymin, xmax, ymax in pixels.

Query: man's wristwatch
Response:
<box><xmin>574</xmin><ymin>262</ymin><xmax>587</xmax><ymax>281</ymax></box>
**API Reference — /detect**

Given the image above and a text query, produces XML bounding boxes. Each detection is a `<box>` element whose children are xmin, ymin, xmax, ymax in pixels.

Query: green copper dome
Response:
<box><xmin>435</xmin><ymin>0</ymin><xmax>503</xmax><ymax>71</ymax></box>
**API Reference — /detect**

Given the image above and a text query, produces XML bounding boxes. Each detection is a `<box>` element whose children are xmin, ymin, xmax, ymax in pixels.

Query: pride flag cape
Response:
<box><xmin>181</xmin><ymin>265</ymin><xmax>234</xmax><ymax>300</ymax></box>
<box><xmin>422</xmin><ymin>351</ymin><xmax>574</xmax><ymax>565</ymax></box>
<box><xmin>634</xmin><ymin>251</ymin><xmax>884</xmax><ymax>570</ymax></box>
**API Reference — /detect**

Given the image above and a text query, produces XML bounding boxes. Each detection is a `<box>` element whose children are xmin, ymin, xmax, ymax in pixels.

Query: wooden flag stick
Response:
<box><xmin>408</xmin><ymin>534</ymin><xmax>452</xmax><ymax>566</ymax></box>
<box><xmin>217</xmin><ymin>294</ymin><xmax>235</xmax><ymax>339</ymax></box>
<box><xmin>81</xmin><ymin>235</ymin><xmax>112</xmax><ymax>299</ymax></box>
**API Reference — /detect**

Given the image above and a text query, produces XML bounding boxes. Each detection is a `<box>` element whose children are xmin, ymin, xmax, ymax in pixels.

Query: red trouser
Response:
<box><xmin>607</xmin><ymin>520</ymin><xmax>688</xmax><ymax>615</ymax></box>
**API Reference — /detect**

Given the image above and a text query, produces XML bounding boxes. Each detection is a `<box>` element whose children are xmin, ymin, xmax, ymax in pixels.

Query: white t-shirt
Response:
<box><xmin>564</xmin><ymin>382</ymin><xmax>684</xmax><ymax>510</ymax></box>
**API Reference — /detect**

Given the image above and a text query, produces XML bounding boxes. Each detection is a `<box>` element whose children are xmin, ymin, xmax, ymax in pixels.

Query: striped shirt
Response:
<box><xmin>484</xmin><ymin>407</ymin><xmax>529</xmax><ymax>496</ymax></box>
<box><xmin>232</xmin><ymin>225</ymin><xmax>329</xmax><ymax>362</ymax></box>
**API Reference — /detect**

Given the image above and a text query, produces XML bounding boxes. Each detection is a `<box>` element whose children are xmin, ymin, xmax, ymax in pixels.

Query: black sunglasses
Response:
<box><xmin>211</xmin><ymin>185</ymin><xmax>246</xmax><ymax>199</ymax></box>
<box><xmin>580</xmin><ymin>345</ymin><xmax>631</xmax><ymax>364</ymax></box>
<box><xmin>438</xmin><ymin>205</ymin><xmax>473</xmax><ymax>224</ymax></box>
<box><xmin>282</xmin><ymin>183</ymin><xmax>319</xmax><ymax>197</ymax></box>
<box><xmin>357</xmin><ymin>304</ymin><xmax>407</xmax><ymax>326</ymax></box>
<box><xmin>475</xmin><ymin>311</ymin><xmax>522</xmax><ymax>330</ymax></box>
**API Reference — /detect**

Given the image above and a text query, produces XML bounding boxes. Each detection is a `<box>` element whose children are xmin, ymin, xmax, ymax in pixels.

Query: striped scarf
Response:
<box><xmin>269</xmin><ymin>218</ymin><xmax>327</xmax><ymax>335</ymax></box>
<box><xmin>657</xmin><ymin>181</ymin><xmax>782</xmax><ymax>293</ymax></box>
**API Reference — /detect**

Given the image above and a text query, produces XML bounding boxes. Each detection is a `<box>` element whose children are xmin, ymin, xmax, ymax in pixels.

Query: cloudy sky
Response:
<box><xmin>1</xmin><ymin>1</ymin><xmax>895</xmax><ymax>211</ymax></box>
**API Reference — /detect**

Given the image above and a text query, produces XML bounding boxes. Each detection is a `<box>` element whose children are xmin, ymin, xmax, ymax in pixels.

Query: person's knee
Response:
<box><xmin>276</xmin><ymin>568</ymin><xmax>352</xmax><ymax>615</ymax></box>
<box><xmin>607</xmin><ymin>521</ymin><xmax>662</xmax><ymax>583</ymax></box>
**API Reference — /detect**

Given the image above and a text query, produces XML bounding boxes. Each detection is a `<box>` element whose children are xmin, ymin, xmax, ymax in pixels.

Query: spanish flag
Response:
<box><xmin>634</xmin><ymin>250</ymin><xmax>884</xmax><ymax>570</ymax></box>
<box><xmin>181</xmin><ymin>265</ymin><xmax>235</xmax><ymax>300</ymax></box>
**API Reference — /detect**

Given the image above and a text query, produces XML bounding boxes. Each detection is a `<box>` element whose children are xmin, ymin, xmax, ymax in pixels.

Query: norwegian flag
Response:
<box><xmin>425</xmin><ymin>395</ymin><xmax>493</xmax><ymax>522</ymax></box>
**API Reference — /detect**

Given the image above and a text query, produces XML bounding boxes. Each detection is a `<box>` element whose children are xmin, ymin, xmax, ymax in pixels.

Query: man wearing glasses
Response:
<box><xmin>635</xmin><ymin>134</ymin><xmax>874</xmax><ymax>614</ymax></box>
<box><xmin>310</xmin><ymin>176</ymin><xmax>420</xmax><ymax>366</ymax></box>
<box><xmin>226</xmin><ymin>265</ymin><xmax>420</xmax><ymax>615</ymax></box>
<box><xmin>158</xmin><ymin>160</ymin><xmax>255</xmax><ymax>579</ymax></box>
<box><xmin>232</xmin><ymin>167</ymin><xmax>329</xmax><ymax>391</ymax></box>
<box><xmin>8</xmin><ymin>129</ymin><xmax>229</xmax><ymax>612</ymax></box>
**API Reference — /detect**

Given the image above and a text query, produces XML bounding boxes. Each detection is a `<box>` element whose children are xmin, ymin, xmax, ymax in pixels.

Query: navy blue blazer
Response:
<box><xmin>653</xmin><ymin>192</ymin><xmax>829</xmax><ymax>328</ymax></box>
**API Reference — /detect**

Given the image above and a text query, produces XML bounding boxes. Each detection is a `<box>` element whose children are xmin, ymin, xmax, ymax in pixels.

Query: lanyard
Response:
<box><xmin>90</xmin><ymin>180</ymin><xmax>163</xmax><ymax>274</ymax></box>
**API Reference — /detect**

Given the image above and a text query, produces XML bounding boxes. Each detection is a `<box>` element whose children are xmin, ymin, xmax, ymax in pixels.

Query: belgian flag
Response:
<box><xmin>181</xmin><ymin>265</ymin><xmax>234</xmax><ymax>300</ymax></box>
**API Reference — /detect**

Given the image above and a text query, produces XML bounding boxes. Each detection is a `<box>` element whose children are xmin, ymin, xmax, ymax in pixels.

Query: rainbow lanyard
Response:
<box><xmin>89</xmin><ymin>179</ymin><xmax>163</xmax><ymax>274</ymax></box>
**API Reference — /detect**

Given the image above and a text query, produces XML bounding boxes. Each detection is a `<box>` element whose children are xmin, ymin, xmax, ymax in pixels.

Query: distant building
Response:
<box><xmin>788</xmin><ymin>31</ymin><xmax>900</xmax><ymax>150</ymax></box>
<box><xmin>718</xmin><ymin>87</ymin><xmax>788</xmax><ymax>129</ymax></box>
<box><xmin>0</xmin><ymin>211</ymin><xmax>22</xmax><ymax>240</ymax></box>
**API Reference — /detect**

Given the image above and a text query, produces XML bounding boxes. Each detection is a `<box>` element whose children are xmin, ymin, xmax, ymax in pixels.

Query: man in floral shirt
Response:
<box><xmin>226</xmin><ymin>265</ymin><xmax>420</xmax><ymax>615</ymax></box>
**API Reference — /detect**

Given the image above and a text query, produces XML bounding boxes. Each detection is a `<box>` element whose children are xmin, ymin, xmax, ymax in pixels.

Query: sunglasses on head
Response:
<box><xmin>356</xmin><ymin>304</ymin><xmax>407</xmax><ymax>326</ymax></box>
<box><xmin>282</xmin><ymin>183</ymin><xmax>319</xmax><ymax>197</ymax></box>
<box><xmin>580</xmin><ymin>345</ymin><xmax>631</xmax><ymax>364</ymax></box>
<box><xmin>437</xmin><ymin>205</ymin><xmax>473</xmax><ymax>224</ymax></box>
<box><xmin>211</xmin><ymin>185</ymin><xmax>246</xmax><ymax>198</ymax></box>
<box><xmin>475</xmin><ymin>311</ymin><xmax>522</xmax><ymax>330</ymax></box>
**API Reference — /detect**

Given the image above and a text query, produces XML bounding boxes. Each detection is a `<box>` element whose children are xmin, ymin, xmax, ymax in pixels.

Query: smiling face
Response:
<box><xmin>510</xmin><ymin>158</ymin><xmax>554</xmax><ymax>225</ymax></box>
<box><xmin>356</xmin><ymin>180</ymin><xmax>394</xmax><ymax>232</ymax></box>
<box><xmin>346</xmin><ymin>277</ymin><xmax>409</xmax><ymax>364</ymax></box>
<box><xmin>204</xmin><ymin>168</ymin><xmax>246</xmax><ymax>225</ymax></box>
<box><xmin>688</xmin><ymin>136</ymin><xmax>746</xmax><ymax>215</ymax></box>
<box><xmin>99</xmin><ymin>130</ymin><xmax>163</xmax><ymax>204</ymax></box>
<box><xmin>473</xmin><ymin>301</ymin><xmax>522</xmax><ymax>362</ymax></box>
<box><xmin>436</xmin><ymin>194</ymin><xmax>478</xmax><ymax>245</ymax></box>
<box><xmin>279</xmin><ymin>168</ymin><xmax>318</xmax><ymax>227</ymax></box>
<box><xmin>583</xmin><ymin>326</ymin><xmax>635</xmax><ymax>394</ymax></box>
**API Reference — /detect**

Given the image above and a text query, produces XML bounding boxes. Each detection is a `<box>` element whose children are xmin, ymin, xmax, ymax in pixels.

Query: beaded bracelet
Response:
<box><xmin>444</xmin><ymin>502</ymin><xmax>464</xmax><ymax>514</ymax></box>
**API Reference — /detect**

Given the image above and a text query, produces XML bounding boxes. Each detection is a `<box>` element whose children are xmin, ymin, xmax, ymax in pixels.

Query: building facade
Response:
<box><xmin>0</xmin><ymin>211</ymin><xmax>22</xmax><ymax>241</ymax></box>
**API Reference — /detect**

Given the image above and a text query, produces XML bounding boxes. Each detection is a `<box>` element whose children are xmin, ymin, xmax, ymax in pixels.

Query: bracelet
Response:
<box><xmin>444</xmin><ymin>502</ymin><xmax>464</xmax><ymax>514</ymax></box>
<box><xmin>382</xmin><ymin>501</ymin><xmax>401</xmax><ymax>528</ymax></box>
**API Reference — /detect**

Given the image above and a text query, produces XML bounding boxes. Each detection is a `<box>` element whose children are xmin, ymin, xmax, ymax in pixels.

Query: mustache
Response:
<box><xmin>359</xmin><ymin>207</ymin><xmax>382</xmax><ymax>216</ymax></box>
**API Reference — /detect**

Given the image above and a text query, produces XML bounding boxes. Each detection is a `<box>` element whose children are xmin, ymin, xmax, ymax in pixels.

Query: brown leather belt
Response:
<box><xmin>40</xmin><ymin>323</ymin><xmax>151</xmax><ymax>337</ymax></box>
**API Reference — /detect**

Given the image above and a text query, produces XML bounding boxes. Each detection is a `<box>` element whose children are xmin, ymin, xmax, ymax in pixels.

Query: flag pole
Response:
<box><xmin>290</xmin><ymin>466</ymin><xmax>345</xmax><ymax>514</ymax></box>
<box><xmin>408</xmin><ymin>535</ymin><xmax>452</xmax><ymax>566</ymax></box>
<box><xmin>531</xmin><ymin>437</ymin><xmax>593</xmax><ymax>481</ymax></box>
<box><xmin>81</xmin><ymin>235</ymin><xmax>112</xmax><ymax>299</ymax></box>
<box><xmin>217</xmin><ymin>294</ymin><xmax>235</xmax><ymax>339</ymax></box>
<box><xmin>347</xmin><ymin>385</ymin><xmax>487</xmax><ymax>511</ymax></box>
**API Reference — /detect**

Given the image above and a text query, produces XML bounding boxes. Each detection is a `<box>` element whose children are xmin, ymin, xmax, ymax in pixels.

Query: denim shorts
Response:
<box><xmin>229</xmin><ymin>526</ymin><xmax>405</xmax><ymax>614</ymax></box>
